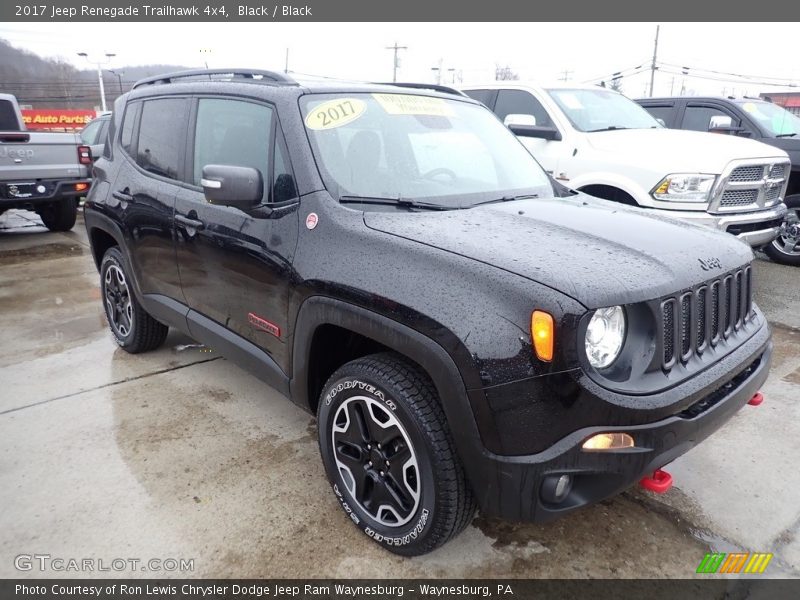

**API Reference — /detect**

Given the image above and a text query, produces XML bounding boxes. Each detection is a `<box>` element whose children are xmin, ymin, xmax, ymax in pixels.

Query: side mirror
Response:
<box><xmin>508</xmin><ymin>124</ymin><xmax>562</xmax><ymax>141</ymax></box>
<box><xmin>504</xmin><ymin>113</ymin><xmax>537</xmax><ymax>127</ymax></box>
<box><xmin>201</xmin><ymin>164</ymin><xmax>263</xmax><ymax>210</ymax></box>
<box><xmin>709</xmin><ymin>115</ymin><xmax>733</xmax><ymax>130</ymax></box>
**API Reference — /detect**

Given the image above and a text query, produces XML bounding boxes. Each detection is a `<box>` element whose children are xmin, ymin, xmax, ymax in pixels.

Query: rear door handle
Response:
<box><xmin>175</xmin><ymin>214</ymin><xmax>205</xmax><ymax>230</ymax></box>
<box><xmin>112</xmin><ymin>190</ymin><xmax>133</xmax><ymax>202</ymax></box>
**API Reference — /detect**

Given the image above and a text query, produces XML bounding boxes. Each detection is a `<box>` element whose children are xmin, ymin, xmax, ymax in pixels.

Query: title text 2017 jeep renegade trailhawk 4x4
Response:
<box><xmin>85</xmin><ymin>70</ymin><xmax>772</xmax><ymax>556</ymax></box>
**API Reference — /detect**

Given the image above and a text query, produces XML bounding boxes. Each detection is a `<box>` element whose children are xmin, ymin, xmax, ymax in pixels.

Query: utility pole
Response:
<box><xmin>649</xmin><ymin>24</ymin><xmax>660</xmax><ymax>97</ymax></box>
<box><xmin>108</xmin><ymin>69</ymin><xmax>124</xmax><ymax>95</ymax></box>
<box><xmin>385</xmin><ymin>41</ymin><xmax>407</xmax><ymax>83</ymax></box>
<box><xmin>284</xmin><ymin>48</ymin><xmax>289</xmax><ymax>73</ymax></box>
<box><xmin>559</xmin><ymin>69</ymin><xmax>573</xmax><ymax>82</ymax></box>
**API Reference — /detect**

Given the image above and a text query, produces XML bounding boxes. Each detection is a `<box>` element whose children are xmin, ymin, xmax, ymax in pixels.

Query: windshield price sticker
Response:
<box><xmin>372</xmin><ymin>94</ymin><xmax>454</xmax><ymax>116</ymax></box>
<box><xmin>305</xmin><ymin>98</ymin><xmax>366</xmax><ymax>130</ymax></box>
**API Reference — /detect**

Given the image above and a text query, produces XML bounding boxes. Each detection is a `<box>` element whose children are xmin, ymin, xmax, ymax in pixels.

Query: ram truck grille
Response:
<box><xmin>714</xmin><ymin>160</ymin><xmax>789</xmax><ymax>212</ymax></box>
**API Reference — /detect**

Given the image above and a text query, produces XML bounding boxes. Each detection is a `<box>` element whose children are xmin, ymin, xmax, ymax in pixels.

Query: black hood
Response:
<box><xmin>363</xmin><ymin>194</ymin><xmax>754</xmax><ymax>309</ymax></box>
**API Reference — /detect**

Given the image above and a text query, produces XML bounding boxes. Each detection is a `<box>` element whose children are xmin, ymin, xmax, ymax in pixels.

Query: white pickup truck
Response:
<box><xmin>463</xmin><ymin>82</ymin><xmax>790</xmax><ymax>247</ymax></box>
<box><xmin>0</xmin><ymin>93</ymin><xmax>92</xmax><ymax>231</ymax></box>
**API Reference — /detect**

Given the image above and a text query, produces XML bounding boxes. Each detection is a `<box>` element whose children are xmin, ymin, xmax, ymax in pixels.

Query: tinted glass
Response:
<box><xmin>79</xmin><ymin>119</ymin><xmax>102</xmax><ymax>144</ymax></box>
<box><xmin>120</xmin><ymin>102</ymin><xmax>140</xmax><ymax>155</ymax></box>
<box><xmin>641</xmin><ymin>105</ymin><xmax>673</xmax><ymax>126</ymax></box>
<box><xmin>300</xmin><ymin>93</ymin><xmax>554</xmax><ymax>207</ymax></box>
<box><xmin>272</xmin><ymin>130</ymin><xmax>297</xmax><ymax>203</ymax></box>
<box><xmin>0</xmin><ymin>100</ymin><xmax>19</xmax><ymax>130</ymax></box>
<box><xmin>136</xmin><ymin>98</ymin><xmax>187</xmax><ymax>180</ymax></box>
<box><xmin>494</xmin><ymin>90</ymin><xmax>553</xmax><ymax>127</ymax></box>
<box><xmin>681</xmin><ymin>106</ymin><xmax>735</xmax><ymax>132</ymax></box>
<box><xmin>463</xmin><ymin>89</ymin><xmax>495</xmax><ymax>108</ymax></box>
<box><xmin>192</xmin><ymin>98</ymin><xmax>273</xmax><ymax>198</ymax></box>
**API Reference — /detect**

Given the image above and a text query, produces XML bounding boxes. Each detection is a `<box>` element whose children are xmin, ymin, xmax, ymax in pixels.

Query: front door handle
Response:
<box><xmin>112</xmin><ymin>189</ymin><xmax>133</xmax><ymax>202</ymax></box>
<box><xmin>175</xmin><ymin>214</ymin><xmax>205</xmax><ymax>230</ymax></box>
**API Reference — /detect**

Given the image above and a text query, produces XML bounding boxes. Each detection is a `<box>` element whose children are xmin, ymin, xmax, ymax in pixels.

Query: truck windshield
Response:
<box><xmin>735</xmin><ymin>100</ymin><xmax>800</xmax><ymax>138</ymax></box>
<box><xmin>547</xmin><ymin>88</ymin><xmax>662</xmax><ymax>133</ymax></box>
<box><xmin>300</xmin><ymin>93</ymin><xmax>554</xmax><ymax>208</ymax></box>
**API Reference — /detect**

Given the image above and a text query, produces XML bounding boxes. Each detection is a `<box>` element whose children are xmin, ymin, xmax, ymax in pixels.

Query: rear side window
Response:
<box><xmin>136</xmin><ymin>98</ymin><xmax>188</xmax><ymax>180</ymax></box>
<box><xmin>120</xmin><ymin>102</ymin><xmax>141</xmax><ymax>154</ymax></box>
<box><xmin>0</xmin><ymin>100</ymin><xmax>20</xmax><ymax>130</ymax></box>
<box><xmin>192</xmin><ymin>98</ymin><xmax>273</xmax><ymax>198</ymax></box>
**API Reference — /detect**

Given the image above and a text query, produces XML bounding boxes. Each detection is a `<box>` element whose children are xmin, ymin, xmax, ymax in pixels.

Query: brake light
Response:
<box><xmin>78</xmin><ymin>145</ymin><xmax>92</xmax><ymax>165</ymax></box>
<box><xmin>75</xmin><ymin>182</ymin><xmax>89</xmax><ymax>192</ymax></box>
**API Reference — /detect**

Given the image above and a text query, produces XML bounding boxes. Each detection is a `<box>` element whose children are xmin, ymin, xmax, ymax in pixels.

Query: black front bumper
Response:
<box><xmin>467</xmin><ymin>322</ymin><xmax>772</xmax><ymax>522</ymax></box>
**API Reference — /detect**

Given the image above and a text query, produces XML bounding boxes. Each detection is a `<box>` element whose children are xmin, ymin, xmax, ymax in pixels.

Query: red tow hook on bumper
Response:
<box><xmin>639</xmin><ymin>468</ymin><xmax>673</xmax><ymax>494</ymax></box>
<box><xmin>748</xmin><ymin>391</ymin><xmax>764</xmax><ymax>406</ymax></box>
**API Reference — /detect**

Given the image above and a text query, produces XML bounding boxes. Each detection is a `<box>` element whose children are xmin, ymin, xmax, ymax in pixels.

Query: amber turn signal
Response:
<box><xmin>75</xmin><ymin>182</ymin><xmax>89</xmax><ymax>192</ymax></box>
<box><xmin>531</xmin><ymin>310</ymin><xmax>554</xmax><ymax>362</ymax></box>
<box><xmin>582</xmin><ymin>432</ymin><xmax>635</xmax><ymax>451</ymax></box>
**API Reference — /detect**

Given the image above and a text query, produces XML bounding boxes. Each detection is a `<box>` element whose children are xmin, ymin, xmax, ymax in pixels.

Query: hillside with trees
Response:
<box><xmin>0</xmin><ymin>38</ymin><xmax>188</xmax><ymax>109</ymax></box>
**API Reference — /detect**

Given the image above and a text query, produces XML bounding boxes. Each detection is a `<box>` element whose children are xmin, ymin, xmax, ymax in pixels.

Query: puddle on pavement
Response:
<box><xmin>0</xmin><ymin>242</ymin><xmax>86</xmax><ymax>265</ymax></box>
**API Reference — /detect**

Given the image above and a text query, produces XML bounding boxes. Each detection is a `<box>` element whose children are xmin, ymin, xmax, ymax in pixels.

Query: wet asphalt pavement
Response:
<box><xmin>0</xmin><ymin>208</ymin><xmax>798</xmax><ymax>579</ymax></box>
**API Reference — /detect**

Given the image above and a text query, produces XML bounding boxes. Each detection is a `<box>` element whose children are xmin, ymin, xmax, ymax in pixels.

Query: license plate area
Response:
<box><xmin>2</xmin><ymin>182</ymin><xmax>48</xmax><ymax>199</ymax></box>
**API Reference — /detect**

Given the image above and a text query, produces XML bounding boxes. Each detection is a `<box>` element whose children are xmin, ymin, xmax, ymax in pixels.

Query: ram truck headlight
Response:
<box><xmin>585</xmin><ymin>306</ymin><xmax>626</xmax><ymax>369</ymax></box>
<box><xmin>652</xmin><ymin>174</ymin><xmax>716</xmax><ymax>202</ymax></box>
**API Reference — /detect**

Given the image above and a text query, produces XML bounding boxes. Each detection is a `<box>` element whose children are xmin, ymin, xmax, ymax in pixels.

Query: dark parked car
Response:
<box><xmin>638</xmin><ymin>96</ymin><xmax>800</xmax><ymax>265</ymax></box>
<box><xmin>85</xmin><ymin>70</ymin><xmax>772</xmax><ymax>556</ymax></box>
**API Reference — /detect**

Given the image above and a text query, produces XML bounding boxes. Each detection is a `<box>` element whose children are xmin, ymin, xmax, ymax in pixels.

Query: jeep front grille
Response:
<box><xmin>659</xmin><ymin>265</ymin><xmax>753</xmax><ymax>370</ymax></box>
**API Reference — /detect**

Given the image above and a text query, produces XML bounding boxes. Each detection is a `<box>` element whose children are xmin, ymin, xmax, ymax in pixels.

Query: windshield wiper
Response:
<box><xmin>776</xmin><ymin>133</ymin><xmax>797</xmax><ymax>138</ymax></box>
<box><xmin>586</xmin><ymin>125</ymin><xmax>630</xmax><ymax>132</ymax></box>
<box><xmin>339</xmin><ymin>195</ymin><xmax>453</xmax><ymax>211</ymax></box>
<box><xmin>466</xmin><ymin>193</ymin><xmax>539</xmax><ymax>208</ymax></box>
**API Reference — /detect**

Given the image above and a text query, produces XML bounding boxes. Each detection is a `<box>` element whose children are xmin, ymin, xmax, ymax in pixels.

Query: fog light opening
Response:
<box><xmin>582</xmin><ymin>432</ymin><xmax>635</xmax><ymax>451</ymax></box>
<box><xmin>540</xmin><ymin>473</ymin><xmax>573</xmax><ymax>504</ymax></box>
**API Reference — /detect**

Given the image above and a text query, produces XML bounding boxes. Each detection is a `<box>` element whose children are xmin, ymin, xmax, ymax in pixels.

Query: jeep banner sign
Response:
<box><xmin>21</xmin><ymin>109</ymin><xmax>96</xmax><ymax>130</ymax></box>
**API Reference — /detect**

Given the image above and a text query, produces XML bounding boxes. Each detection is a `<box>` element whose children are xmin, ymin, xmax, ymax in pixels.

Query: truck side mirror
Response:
<box><xmin>504</xmin><ymin>113</ymin><xmax>537</xmax><ymax>127</ymax></box>
<box><xmin>709</xmin><ymin>115</ymin><xmax>733</xmax><ymax>130</ymax></box>
<box><xmin>201</xmin><ymin>164</ymin><xmax>263</xmax><ymax>210</ymax></box>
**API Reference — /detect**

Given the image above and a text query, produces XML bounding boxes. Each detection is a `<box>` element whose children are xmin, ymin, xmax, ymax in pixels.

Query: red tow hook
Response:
<box><xmin>639</xmin><ymin>468</ymin><xmax>673</xmax><ymax>494</ymax></box>
<box><xmin>748</xmin><ymin>391</ymin><xmax>764</xmax><ymax>406</ymax></box>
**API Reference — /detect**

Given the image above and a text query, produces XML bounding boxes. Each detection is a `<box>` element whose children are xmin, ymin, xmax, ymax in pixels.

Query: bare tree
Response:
<box><xmin>609</xmin><ymin>77</ymin><xmax>623</xmax><ymax>93</ymax></box>
<box><xmin>494</xmin><ymin>65</ymin><xmax>519</xmax><ymax>81</ymax></box>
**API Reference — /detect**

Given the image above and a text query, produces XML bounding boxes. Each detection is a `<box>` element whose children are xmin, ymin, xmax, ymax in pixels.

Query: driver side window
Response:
<box><xmin>494</xmin><ymin>90</ymin><xmax>554</xmax><ymax>128</ymax></box>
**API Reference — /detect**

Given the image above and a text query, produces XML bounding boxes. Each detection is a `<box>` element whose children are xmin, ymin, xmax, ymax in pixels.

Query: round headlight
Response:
<box><xmin>585</xmin><ymin>306</ymin><xmax>626</xmax><ymax>369</ymax></box>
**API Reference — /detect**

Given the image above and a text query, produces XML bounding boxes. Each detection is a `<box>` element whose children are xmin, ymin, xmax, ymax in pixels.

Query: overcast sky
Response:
<box><xmin>2</xmin><ymin>22</ymin><xmax>799</xmax><ymax>97</ymax></box>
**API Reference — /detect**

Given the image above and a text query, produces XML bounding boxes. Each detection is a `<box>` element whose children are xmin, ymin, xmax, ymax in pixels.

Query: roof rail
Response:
<box><xmin>376</xmin><ymin>82</ymin><xmax>468</xmax><ymax>97</ymax></box>
<box><xmin>133</xmin><ymin>68</ymin><xmax>296</xmax><ymax>89</ymax></box>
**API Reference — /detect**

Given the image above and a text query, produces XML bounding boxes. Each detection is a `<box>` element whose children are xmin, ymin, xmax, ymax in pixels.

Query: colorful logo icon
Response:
<box><xmin>696</xmin><ymin>552</ymin><xmax>773</xmax><ymax>574</ymax></box>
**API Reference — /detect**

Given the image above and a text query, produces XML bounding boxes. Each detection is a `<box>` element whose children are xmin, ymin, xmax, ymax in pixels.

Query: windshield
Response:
<box><xmin>735</xmin><ymin>100</ymin><xmax>800</xmax><ymax>137</ymax></box>
<box><xmin>547</xmin><ymin>88</ymin><xmax>662</xmax><ymax>132</ymax></box>
<box><xmin>300</xmin><ymin>93</ymin><xmax>554</xmax><ymax>207</ymax></box>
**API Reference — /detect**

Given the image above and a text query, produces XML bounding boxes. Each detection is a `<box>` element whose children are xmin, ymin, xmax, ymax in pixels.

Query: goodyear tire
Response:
<box><xmin>100</xmin><ymin>247</ymin><xmax>168</xmax><ymax>353</ymax></box>
<box><xmin>317</xmin><ymin>352</ymin><xmax>476</xmax><ymax>556</ymax></box>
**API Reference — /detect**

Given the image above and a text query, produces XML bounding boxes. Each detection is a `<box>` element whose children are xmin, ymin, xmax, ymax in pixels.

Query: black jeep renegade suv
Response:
<box><xmin>85</xmin><ymin>69</ymin><xmax>772</xmax><ymax>556</ymax></box>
